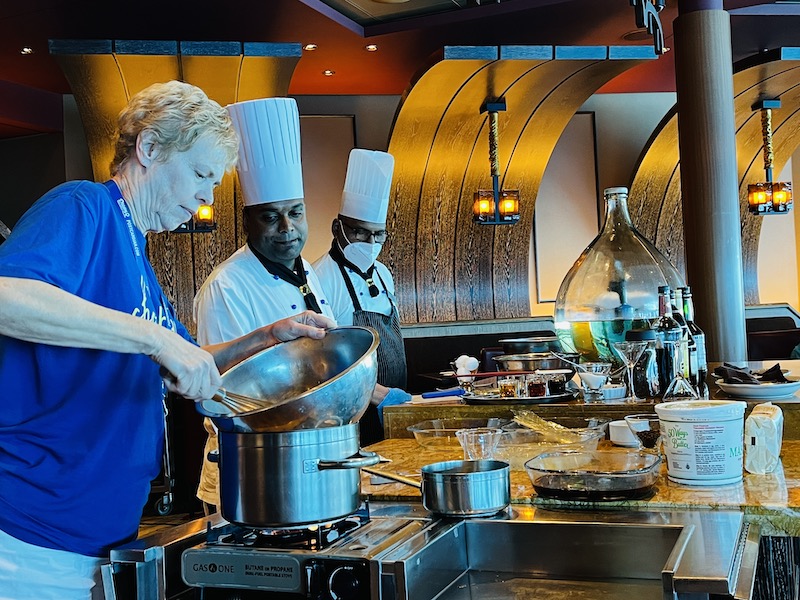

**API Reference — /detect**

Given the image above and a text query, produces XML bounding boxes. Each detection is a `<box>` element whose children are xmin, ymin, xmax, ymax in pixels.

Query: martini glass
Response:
<box><xmin>612</xmin><ymin>341</ymin><xmax>648</xmax><ymax>403</ymax></box>
<box><xmin>662</xmin><ymin>339</ymin><xmax>699</xmax><ymax>401</ymax></box>
<box><xmin>624</xmin><ymin>414</ymin><xmax>663</xmax><ymax>457</ymax></box>
<box><xmin>577</xmin><ymin>362</ymin><xmax>612</xmax><ymax>402</ymax></box>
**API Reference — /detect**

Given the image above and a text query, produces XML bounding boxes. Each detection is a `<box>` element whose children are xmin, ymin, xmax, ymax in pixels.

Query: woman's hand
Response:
<box><xmin>151</xmin><ymin>331</ymin><xmax>222</xmax><ymax>400</ymax></box>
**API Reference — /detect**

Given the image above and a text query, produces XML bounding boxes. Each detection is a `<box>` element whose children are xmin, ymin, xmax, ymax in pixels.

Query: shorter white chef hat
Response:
<box><xmin>227</xmin><ymin>97</ymin><xmax>304</xmax><ymax>206</ymax></box>
<box><xmin>340</xmin><ymin>149</ymin><xmax>394</xmax><ymax>224</ymax></box>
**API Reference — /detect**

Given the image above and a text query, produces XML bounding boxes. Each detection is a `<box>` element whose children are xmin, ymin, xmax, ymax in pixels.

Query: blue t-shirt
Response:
<box><xmin>0</xmin><ymin>180</ymin><xmax>194</xmax><ymax>557</ymax></box>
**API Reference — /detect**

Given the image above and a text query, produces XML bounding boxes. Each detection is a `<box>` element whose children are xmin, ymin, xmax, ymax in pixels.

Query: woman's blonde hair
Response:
<box><xmin>110</xmin><ymin>80</ymin><xmax>238</xmax><ymax>175</ymax></box>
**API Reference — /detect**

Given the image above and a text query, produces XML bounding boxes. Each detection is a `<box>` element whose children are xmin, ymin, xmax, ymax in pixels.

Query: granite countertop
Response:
<box><xmin>361</xmin><ymin>438</ymin><xmax>800</xmax><ymax>536</ymax></box>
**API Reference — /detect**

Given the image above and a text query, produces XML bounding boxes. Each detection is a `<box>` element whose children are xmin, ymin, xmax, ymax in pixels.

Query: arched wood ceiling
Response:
<box><xmin>629</xmin><ymin>47</ymin><xmax>800</xmax><ymax>305</ymax></box>
<box><xmin>383</xmin><ymin>45</ymin><xmax>658</xmax><ymax>324</ymax></box>
<box><xmin>50</xmin><ymin>40</ymin><xmax>301</xmax><ymax>334</ymax></box>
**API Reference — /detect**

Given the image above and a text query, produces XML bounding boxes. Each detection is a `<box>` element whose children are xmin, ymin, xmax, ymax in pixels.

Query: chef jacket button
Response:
<box><xmin>291</xmin><ymin>304</ymin><xmax>297</xmax><ymax>310</ymax></box>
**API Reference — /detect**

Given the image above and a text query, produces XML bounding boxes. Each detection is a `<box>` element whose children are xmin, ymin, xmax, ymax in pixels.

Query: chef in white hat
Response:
<box><xmin>314</xmin><ymin>148</ymin><xmax>410</xmax><ymax>445</ymax></box>
<box><xmin>193</xmin><ymin>97</ymin><xmax>336</xmax><ymax>510</ymax></box>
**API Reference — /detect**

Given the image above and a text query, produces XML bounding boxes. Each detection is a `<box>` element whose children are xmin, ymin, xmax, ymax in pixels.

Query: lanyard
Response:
<box><xmin>103</xmin><ymin>180</ymin><xmax>177</xmax><ymax>334</ymax></box>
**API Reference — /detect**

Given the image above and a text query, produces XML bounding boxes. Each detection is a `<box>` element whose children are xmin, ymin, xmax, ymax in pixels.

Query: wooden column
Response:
<box><xmin>673</xmin><ymin>1</ymin><xmax>748</xmax><ymax>362</ymax></box>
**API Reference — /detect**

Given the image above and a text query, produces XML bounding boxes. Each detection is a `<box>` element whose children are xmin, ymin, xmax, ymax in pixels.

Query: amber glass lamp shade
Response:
<box><xmin>748</xmin><ymin>182</ymin><xmax>793</xmax><ymax>215</ymax></box>
<box><xmin>196</xmin><ymin>204</ymin><xmax>214</xmax><ymax>224</ymax></box>
<box><xmin>473</xmin><ymin>190</ymin><xmax>494</xmax><ymax>222</ymax></box>
<box><xmin>473</xmin><ymin>190</ymin><xmax>520</xmax><ymax>224</ymax></box>
<box><xmin>498</xmin><ymin>190</ymin><xmax>520</xmax><ymax>221</ymax></box>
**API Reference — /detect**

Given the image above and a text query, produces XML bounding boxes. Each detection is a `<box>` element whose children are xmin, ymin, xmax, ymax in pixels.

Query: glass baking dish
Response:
<box><xmin>525</xmin><ymin>449</ymin><xmax>661</xmax><ymax>501</ymax></box>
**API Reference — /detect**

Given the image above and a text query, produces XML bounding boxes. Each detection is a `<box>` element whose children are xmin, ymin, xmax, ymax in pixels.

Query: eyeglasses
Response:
<box><xmin>340</xmin><ymin>220</ymin><xmax>389</xmax><ymax>243</ymax></box>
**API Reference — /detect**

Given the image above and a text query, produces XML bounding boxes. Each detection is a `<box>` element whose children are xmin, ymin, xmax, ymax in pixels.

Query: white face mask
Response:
<box><xmin>342</xmin><ymin>241</ymin><xmax>382</xmax><ymax>272</ymax></box>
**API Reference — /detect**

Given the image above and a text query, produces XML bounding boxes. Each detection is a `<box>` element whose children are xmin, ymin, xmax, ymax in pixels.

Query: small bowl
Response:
<box><xmin>408</xmin><ymin>418</ymin><xmax>511</xmax><ymax>447</ymax></box>
<box><xmin>609</xmin><ymin>420</ymin><xmax>639</xmax><ymax>447</ymax></box>
<box><xmin>525</xmin><ymin>449</ymin><xmax>661</xmax><ymax>501</ymax></box>
<box><xmin>601</xmin><ymin>383</ymin><xmax>628</xmax><ymax>401</ymax></box>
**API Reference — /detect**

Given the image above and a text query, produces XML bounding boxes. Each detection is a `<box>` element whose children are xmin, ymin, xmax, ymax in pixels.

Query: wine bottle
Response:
<box><xmin>680</xmin><ymin>286</ymin><xmax>708</xmax><ymax>398</ymax></box>
<box><xmin>669</xmin><ymin>288</ymin><xmax>691</xmax><ymax>380</ymax></box>
<box><xmin>654</xmin><ymin>286</ymin><xmax>682</xmax><ymax>393</ymax></box>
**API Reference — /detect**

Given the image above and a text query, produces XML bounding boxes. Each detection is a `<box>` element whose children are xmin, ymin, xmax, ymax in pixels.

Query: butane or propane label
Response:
<box><xmin>655</xmin><ymin>400</ymin><xmax>744</xmax><ymax>486</ymax></box>
<box><xmin>183</xmin><ymin>548</ymin><xmax>301</xmax><ymax>590</ymax></box>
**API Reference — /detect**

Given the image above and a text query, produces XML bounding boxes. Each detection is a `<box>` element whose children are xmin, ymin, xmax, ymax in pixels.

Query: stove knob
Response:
<box><xmin>328</xmin><ymin>565</ymin><xmax>361</xmax><ymax>600</ymax></box>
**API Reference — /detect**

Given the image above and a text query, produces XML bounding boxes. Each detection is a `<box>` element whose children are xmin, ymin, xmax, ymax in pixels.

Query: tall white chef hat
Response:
<box><xmin>339</xmin><ymin>149</ymin><xmax>394</xmax><ymax>224</ymax></box>
<box><xmin>226</xmin><ymin>97</ymin><xmax>303</xmax><ymax>206</ymax></box>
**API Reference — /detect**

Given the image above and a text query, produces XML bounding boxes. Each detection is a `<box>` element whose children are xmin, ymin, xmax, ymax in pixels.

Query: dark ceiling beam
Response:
<box><xmin>0</xmin><ymin>80</ymin><xmax>62</xmax><ymax>135</ymax></box>
<box><xmin>362</xmin><ymin>0</ymin><xmax>577</xmax><ymax>36</ymax></box>
<box><xmin>296</xmin><ymin>0</ymin><xmax>366</xmax><ymax>36</ymax></box>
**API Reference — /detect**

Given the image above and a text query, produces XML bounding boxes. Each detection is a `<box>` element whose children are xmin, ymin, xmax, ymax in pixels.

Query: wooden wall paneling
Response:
<box><xmin>386</xmin><ymin>45</ymin><xmax>658</xmax><ymax>324</ymax></box>
<box><xmin>494</xmin><ymin>49</ymin><xmax>656</xmax><ymax>319</ymax></box>
<box><xmin>627</xmin><ymin>107</ymin><xmax>679</xmax><ymax>240</ymax></box>
<box><xmin>237</xmin><ymin>42</ymin><xmax>302</xmax><ymax>102</ymax></box>
<box><xmin>454</xmin><ymin>130</ymin><xmax>498</xmax><ymax>321</ymax></box>
<box><xmin>50</xmin><ymin>40</ymin><xmax>126</xmax><ymax>183</ymax></box>
<box><xmin>629</xmin><ymin>48</ymin><xmax>800</xmax><ymax>306</ymax></box>
<box><xmin>418</xmin><ymin>53</ymin><xmax>534</xmax><ymax>322</ymax></box>
<box><xmin>179</xmin><ymin>43</ymin><xmax>244</xmax><ymax>333</ymax></box>
<box><xmin>734</xmin><ymin>65</ymin><xmax>800</xmax><ymax>305</ymax></box>
<box><xmin>385</xmin><ymin>49</ymin><xmax>497</xmax><ymax>323</ymax></box>
<box><xmin>732</xmin><ymin>59</ymin><xmax>800</xmax><ymax>304</ymax></box>
<box><xmin>452</xmin><ymin>54</ymin><xmax>558</xmax><ymax>322</ymax></box>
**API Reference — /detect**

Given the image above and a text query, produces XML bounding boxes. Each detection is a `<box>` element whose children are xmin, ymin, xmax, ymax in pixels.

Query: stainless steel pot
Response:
<box><xmin>493</xmin><ymin>352</ymin><xmax>579</xmax><ymax>376</ymax></box>
<box><xmin>217</xmin><ymin>424</ymin><xmax>379</xmax><ymax>527</ymax></box>
<box><xmin>363</xmin><ymin>460</ymin><xmax>510</xmax><ymax>517</ymax></box>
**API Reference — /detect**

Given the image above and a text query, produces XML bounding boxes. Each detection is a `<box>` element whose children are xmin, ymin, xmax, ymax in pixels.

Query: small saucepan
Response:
<box><xmin>363</xmin><ymin>460</ymin><xmax>510</xmax><ymax>517</ymax></box>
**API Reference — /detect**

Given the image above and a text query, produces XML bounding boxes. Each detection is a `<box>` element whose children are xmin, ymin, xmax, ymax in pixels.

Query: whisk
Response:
<box><xmin>211</xmin><ymin>388</ymin><xmax>270</xmax><ymax>414</ymax></box>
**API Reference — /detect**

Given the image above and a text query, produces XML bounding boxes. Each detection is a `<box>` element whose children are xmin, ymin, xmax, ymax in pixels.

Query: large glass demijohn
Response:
<box><xmin>554</xmin><ymin>187</ymin><xmax>684</xmax><ymax>362</ymax></box>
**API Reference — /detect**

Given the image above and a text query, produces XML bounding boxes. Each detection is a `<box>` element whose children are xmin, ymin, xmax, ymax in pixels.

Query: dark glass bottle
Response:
<box><xmin>654</xmin><ymin>285</ymin><xmax>682</xmax><ymax>393</ymax></box>
<box><xmin>671</xmin><ymin>287</ymin><xmax>691</xmax><ymax>380</ymax></box>
<box><xmin>625</xmin><ymin>328</ymin><xmax>659</xmax><ymax>398</ymax></box>
<box><xmin>681</xmin><ymin>286</ymin><xmax>708</xmax><ymax>398</ymax></box>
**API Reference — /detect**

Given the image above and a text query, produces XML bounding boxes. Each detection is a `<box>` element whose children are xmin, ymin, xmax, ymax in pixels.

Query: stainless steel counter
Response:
<box><xmin>110</xmin><ymin>502</ymin><xmax>759</xmax><ymax>600</ymax></box>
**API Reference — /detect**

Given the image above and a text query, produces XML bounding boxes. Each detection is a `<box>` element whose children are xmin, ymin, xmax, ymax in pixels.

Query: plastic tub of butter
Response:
<box><xmin>654</xmin><ymin>400</ymin><xmax>745</xmax><ymax>486</ymax></box>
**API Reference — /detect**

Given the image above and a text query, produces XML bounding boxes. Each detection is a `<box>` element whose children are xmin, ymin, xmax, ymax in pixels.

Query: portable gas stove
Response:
<box><xmin>181</xmin><ymin>503</ymin><xmax>433</xmax><ymax>599</ymax></box>
<box><xmin>103</xmin><ymin>502</ymin><xmax>760</xmax><ymax>600</ymax></box>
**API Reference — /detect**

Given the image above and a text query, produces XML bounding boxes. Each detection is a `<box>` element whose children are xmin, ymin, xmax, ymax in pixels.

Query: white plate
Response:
<box><xmin>717</xmin><ymin>378</ymin><xmax>800</xmax><ymax>400</ymax></box>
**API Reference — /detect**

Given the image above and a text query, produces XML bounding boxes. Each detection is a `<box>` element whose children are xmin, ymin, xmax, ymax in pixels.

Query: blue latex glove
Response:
<box><xmin>377</xmin><ymin>388</ymin><xmax>412</xmax><ymax>426</ymax></box>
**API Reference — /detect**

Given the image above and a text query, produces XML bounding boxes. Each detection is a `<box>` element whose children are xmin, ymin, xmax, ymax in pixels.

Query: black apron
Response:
<box><xmin>337</xmin><ymin>261</ymin><xmax>407</xmax><ymax>445</ymax></box>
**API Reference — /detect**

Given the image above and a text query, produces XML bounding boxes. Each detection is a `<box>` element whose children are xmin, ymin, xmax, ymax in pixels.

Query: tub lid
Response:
<box><xmin>654</xmin><ymin>400</ymin><xmax>746</xmax><ymax>421</ymax></box>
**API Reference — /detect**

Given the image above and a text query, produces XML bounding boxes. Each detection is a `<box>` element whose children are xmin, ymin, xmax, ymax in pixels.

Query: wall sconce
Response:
<box><xmin>173</xmin><ymin>204</ymin><xmax>217</xmax><ymax>233</ymax></box>
<box><xmin>747</xmin><ymin>100</ymin><xmax>793</xmax><ymax>215</ymax></box>
<box><xmin>472</xmin><ymin>99</ymin><xmax>520</xmax><ymax>225</ymax></box>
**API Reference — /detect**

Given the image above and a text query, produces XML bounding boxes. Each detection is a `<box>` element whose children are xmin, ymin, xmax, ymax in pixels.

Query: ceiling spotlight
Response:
<box><xmin>323</xmin><ymin>69</ymin><xmax>335</xmax><ymax>77</ymax></box>
<box><xmin>365</xmin><ymin>44</ymin><xmax>378</xmax><ymax>52</ymax></box>
<box><xmin>303</xmin><ymin>43</ymin><xmax>318</xmax><ymax>51</ymax></box>
<box><xmin>20</xmin><ymin>47</ymin><xmax>34</xmax><ymax>55</ymax></box>
<box><xmin>621</xmin><ymin>28</ymin><xmax>651</xmax><ymax>42</ymax></box>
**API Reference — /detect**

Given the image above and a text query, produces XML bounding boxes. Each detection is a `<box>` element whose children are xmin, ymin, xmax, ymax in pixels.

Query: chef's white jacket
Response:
<box><xmin>194</xmin><ymin>244</ymin><xmax>335</xmax><ymax>346</ymax></box>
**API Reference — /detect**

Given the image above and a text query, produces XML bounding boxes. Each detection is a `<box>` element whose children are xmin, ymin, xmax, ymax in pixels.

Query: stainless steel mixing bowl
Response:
<box><xmin>196</xmin><ymin>326</ymin><xmax>379</xmax><ymax>433</ymax></box>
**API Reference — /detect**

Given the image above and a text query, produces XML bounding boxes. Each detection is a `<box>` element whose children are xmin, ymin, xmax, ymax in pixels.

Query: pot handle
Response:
<box><xmin>317</xmin><ymin>450</ymin><xmax>381</xmax><ymax>470</ymax></box>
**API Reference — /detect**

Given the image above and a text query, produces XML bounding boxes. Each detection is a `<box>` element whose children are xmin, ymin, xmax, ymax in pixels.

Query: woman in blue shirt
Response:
<box><xmin>0</xmin><ymin>80</ymin><xmax>334</xmax><ymax>599</ymax></box>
